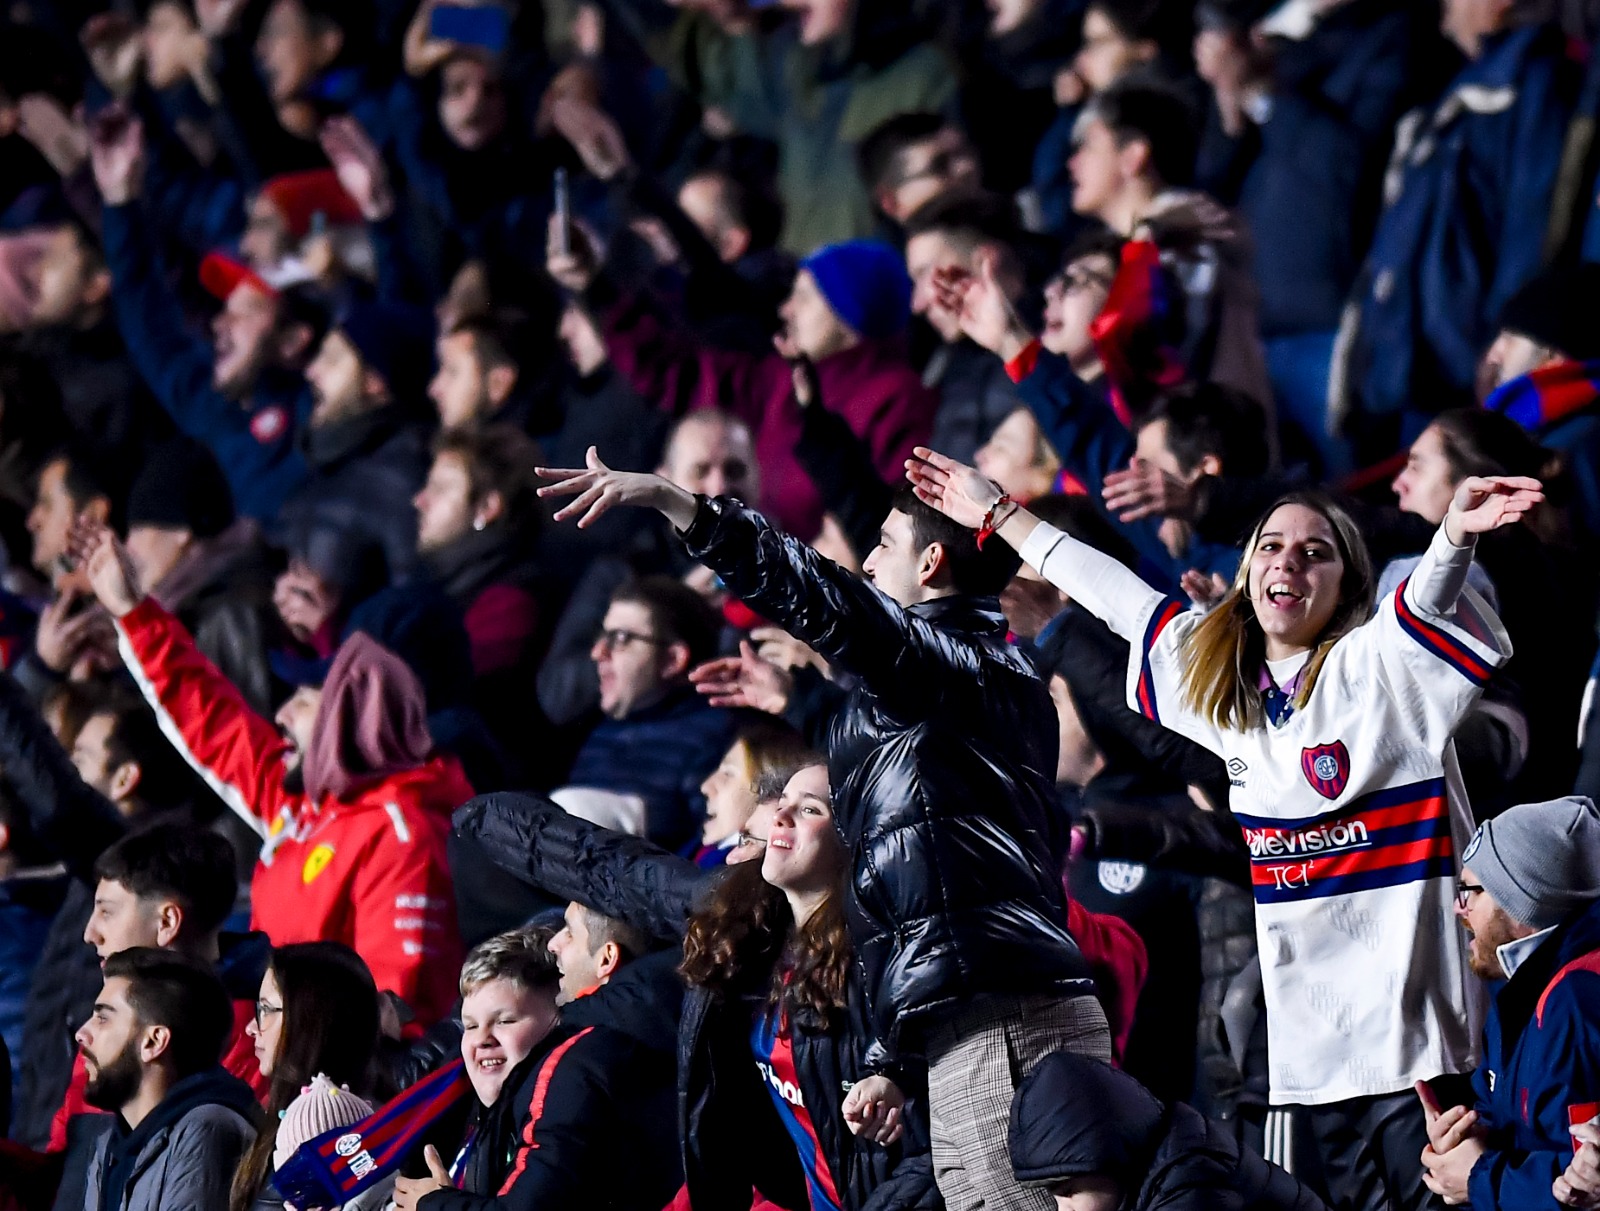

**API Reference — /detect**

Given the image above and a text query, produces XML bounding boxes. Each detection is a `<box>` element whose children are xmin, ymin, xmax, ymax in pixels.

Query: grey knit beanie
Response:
<box><xmin>1461</xmin><ymin>796</ymin><xmax>1600</xmax><ymax>930</ymax></box>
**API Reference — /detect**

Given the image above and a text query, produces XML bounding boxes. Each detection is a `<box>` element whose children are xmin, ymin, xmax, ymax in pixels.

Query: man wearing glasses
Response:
<box><xmin>1417</xmin><ymin>796</ymin><xmax>1600</xmax><ymax>1209</ymax></box>
<box><xmin>553</xmin><ymin>577</ymin><xmax>736</xmax><ymax>846</ymax></box>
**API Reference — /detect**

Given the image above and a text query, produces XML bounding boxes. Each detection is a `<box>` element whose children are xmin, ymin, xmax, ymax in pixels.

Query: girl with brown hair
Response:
<box><xmin>679</xmin><ymin>758</ymin><xmax>936</xmax><ymax>1211</ymax></box>
<box><xmin>908</xmin><ymin>444</ymin><xmax>1539</xmax><ymax>1211</ymax></box>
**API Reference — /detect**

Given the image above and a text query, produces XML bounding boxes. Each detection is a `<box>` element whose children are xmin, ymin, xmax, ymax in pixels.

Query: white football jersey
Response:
<box><xmin>1023</xmin><ymin>522</ymin><xmax>1509</xmax><ymax>1105</ymax></box>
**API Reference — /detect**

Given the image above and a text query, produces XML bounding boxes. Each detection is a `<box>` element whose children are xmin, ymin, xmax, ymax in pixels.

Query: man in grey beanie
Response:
<box><xmin>1417</xmin><ymin>796</ymin><xmax>1600</xmax><ymax>1209</ymax></box>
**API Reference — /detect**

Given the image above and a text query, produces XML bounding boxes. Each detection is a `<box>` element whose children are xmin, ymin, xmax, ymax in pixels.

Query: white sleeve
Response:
<box><xmin>1405</xmin><ymin>522</ymin><xmax>1478</xmax><ymax>618</ymax></box>
<box><xmin>1360</xmin><ymin>522</ymin><xmax>1512</xmax><ymax>746</ymax></box>
<box><xmin>1019</xmin><ymin>521</ymin><xmax>1167</xmax><ymax>643</ymax></box>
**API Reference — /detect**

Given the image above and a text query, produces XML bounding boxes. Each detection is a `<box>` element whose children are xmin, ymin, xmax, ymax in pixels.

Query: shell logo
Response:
<box><xmin>302</xmin><ymin>844</ymin><xmax>336</xmax><ymax>884</ymax></box>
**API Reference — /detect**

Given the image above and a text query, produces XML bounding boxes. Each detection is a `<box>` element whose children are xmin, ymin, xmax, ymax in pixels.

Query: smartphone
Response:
<box><xmin>554</xmin><ymin>167</ymin><xmax>572</xmax><ymax>257</ymax></box>
<box><xmin>429</xmin><ymin>3</ymin><xmax>511</xmax><ymax>54</ymax></box>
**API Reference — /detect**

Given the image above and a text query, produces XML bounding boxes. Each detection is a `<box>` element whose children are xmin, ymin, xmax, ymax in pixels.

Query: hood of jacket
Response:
<box><xmin>1009</xmin><ymin>1050</ymin><xmax>1167</xmax><ymax>1188</ymax></box>
<box><xmin>101</xmin><ymin>1067</ymin><xmax>260</xmax><ymax>1203</ymax></box>
<box><xmin>304</xmin><ymin>632</ymin><xmax>434</xmax><ymax>803</ymax></box>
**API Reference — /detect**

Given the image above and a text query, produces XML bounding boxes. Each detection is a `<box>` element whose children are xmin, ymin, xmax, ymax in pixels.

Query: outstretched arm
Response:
<box><xmin>906</xmin><ymin>447</ymin><xmax>1164</xmax><ymax>642</ymax></box>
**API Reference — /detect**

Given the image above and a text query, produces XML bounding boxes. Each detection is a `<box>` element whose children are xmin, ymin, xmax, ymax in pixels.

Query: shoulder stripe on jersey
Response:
<box><xmin>1393</xmin><ymin>581</ymin><xmax>1492</xmax><ymax>686</ymax></box>
<box><xmin>497</xmin><ymin>1027</ymin><xmax>596</xmax><ymax>1195</ymax></box>
<box><xmin>1536</xmin><ymin>952</ymin><xmax>1600</xmax><ymax>1027</ymax></box>
<box><xmin>1136</xmin><ymin>597</ymin><xmax>1186</xmax><ymax>723</ymax></box>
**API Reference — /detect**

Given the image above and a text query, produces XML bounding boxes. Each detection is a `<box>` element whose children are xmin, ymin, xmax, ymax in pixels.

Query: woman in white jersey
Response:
<box><xmin>907</xmin><ymin>447</ymin><xmax>1541</xmax><ymax>1211</ymax></box>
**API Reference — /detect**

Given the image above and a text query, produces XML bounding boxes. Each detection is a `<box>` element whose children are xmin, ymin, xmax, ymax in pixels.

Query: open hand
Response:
<box><xmin>1179</xmin><ymin>569</ymin><xmax>1229</xmax><ymax>609</ymax></box>
<box><xmin>930</xmin><ymin>252</ymin><xmax>1032</xmax><ymax>362</ymax></box>
<box><xmin>689</xmin><ymin>641</ymin><xmax>792</xmax><ymax>714</ymax></box>
<box><xmin>320</xmin><ymin>116</ymin><xmax>393</xmax><ymax>221</ymax></box>
<box><xmin>73</xmin><ymin>522</ymin><xmax>142</xmax><ymax>619</ymax></box>
<box><xmin>17</xmin><ymin>96</ymin><xmax>88</xmax><ymax>178</ymax></box>
<box><xmin>1102</xmin><ymin>461</ymin><xmax>1199</xmax><ymax>523</ymax></box>
<box><xmin>1444</xmin><ymin>475</ymin><xmax>1543</xmax><ymax>545</ymax></box>
<box><xmin>905</xmin><ymin>447</ymin><xmax>1002</xmax><ymax>531</ymax></box>
<box><xmin>536</xmin><ymin>446</ymin><xmax>696</xmax><ymax>529</ymax></box>
<box><xmin>35</xmin><ymin>588</ymin><xmax>116</xmax><ymax>674</ymax></box>
<box><xmin>548</xmin><ymin>96</ymin><xmax>632</xmax><ymax>181</ymax></box>
<box><xmin>87</xmin><ymin>107</ymin><xmax>145</xmax><ymax>206</ymax></box>
<box><xmin>842</xmin><ymin>1075</ymin><xmax>905</xmax><ymax>1146</ymax></box>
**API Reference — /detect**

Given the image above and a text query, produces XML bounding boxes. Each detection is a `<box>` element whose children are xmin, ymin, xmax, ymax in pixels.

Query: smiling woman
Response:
<box><xmin>905</xmin><ymin>443</ymin><xmax>1541</xmax><ymax>1209</ymax></box>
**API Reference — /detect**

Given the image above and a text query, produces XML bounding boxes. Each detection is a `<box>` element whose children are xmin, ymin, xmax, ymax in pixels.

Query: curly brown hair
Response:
<box><xmin>680</xmin><ymin>859</ymin><xmax>853</xmax><ymax>1032</ymax></box>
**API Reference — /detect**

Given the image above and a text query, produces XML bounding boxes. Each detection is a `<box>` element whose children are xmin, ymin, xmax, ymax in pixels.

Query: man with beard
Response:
<box><xmin>76</xmin><ymin>948</ymin><xmax>258</xmax><ymax>1211</ymax></box>
<box><xmin>1419</xmin><ymin>797</ymin><xmax>1600</xmax><ymax>1209</ymax></box>
<box><xmin>81</xmin><ymin>524</ymin><xmax>468</xmax><ymax>1028</ymax></box>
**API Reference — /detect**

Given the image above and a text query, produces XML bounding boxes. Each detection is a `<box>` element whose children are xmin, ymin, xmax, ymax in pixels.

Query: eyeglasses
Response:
<box><xmin>1455</xmin><ymin>881</ymin><xmax>1485</xmax><ymax>910</ymax></box>
<box><xmin>254</xmin><ymin>1000</ymin><xmax>284</xmax><ymax>1028</ymax></box>
<box><xmin>594</xmin><ymin>628</ymin><xmax>663</xmax><ymax>652</ymax></box>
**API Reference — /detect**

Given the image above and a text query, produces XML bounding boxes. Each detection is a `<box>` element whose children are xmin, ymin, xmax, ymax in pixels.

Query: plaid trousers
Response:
<box><xmin>924</xmin><ymin>992</ymin><xmax>1112</xmax><ymax>1211</ymax></box>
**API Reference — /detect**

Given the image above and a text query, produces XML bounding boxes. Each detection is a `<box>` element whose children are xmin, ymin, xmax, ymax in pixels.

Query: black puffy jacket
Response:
<box><xmin>1009</xmin><ymin>1051</ymin><xmax>1327</xmax><ymax>1211</ymax></box>
<box><xmin>680</xmin><ymin>977</ymin><xmax>940</xmax><ymax>1211</ymax></box>
<box><xmin>681</xmin><ymin>497</ymin><xmax>1092</xmax><ymax>1061</ymax></box>
<box><xmin>453</xmin><ymin>792</ymin><xmax>712</xmax><ymax>944</ymax></box>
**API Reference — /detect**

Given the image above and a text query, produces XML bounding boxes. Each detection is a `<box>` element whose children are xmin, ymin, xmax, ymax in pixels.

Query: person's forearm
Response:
<box><xmin>658</xmin><ymin>484</ymin><xmax>699</xmax><ymax>531</ymax></box>
<box><xmin>1016</xmin><ymin>520</ymin><xmax>1164</xmax><ymax>642</ymax></box>
<box><xmin>1410</xmin><ymin>521</ymin><xmax>1478</xmax><ymax>617</ymax></box>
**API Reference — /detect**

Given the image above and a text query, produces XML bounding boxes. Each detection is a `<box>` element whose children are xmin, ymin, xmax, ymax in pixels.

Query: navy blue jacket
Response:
<box><xmin>100</xmin><ymin>202</ymin><xmax>311</xmax><ymax>522</ymax></box>
<box><xmin>1336</xmin><ymin>24</ymin><xmax>1574</xmax><ymax>426</ymax></box>
<box><xmin>1198</xmin><ymin>0</ymin><xmax>1433</xmax><ymax>337</ymax></box>
<box><xmin>1469</xmin><ymin>897</ymin><xmax>1600</xmax><ymax>1209</ymax></box>
<box><xmin>1014</xmin><ymin>352</ymin><xmax>1241</xmax><ymax>589</ymax></box>
<box><xmin>563</xmin><ymin>687</ymin><xmax>736</xmax><ymax>849</ymax></box>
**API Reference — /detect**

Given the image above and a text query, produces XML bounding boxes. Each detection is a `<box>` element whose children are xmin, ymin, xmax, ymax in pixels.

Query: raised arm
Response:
<box><xmin>905</xmin><ymin>447</ymin><xmax>1165</xmax><ymax>642</ymax></box>
<box><xmin>82</xmin><ymin>525</ymin><xmax>293</xmax><ymax>837</ymax></box>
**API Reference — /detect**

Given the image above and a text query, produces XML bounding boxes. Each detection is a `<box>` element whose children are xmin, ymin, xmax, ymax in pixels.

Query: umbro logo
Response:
<box><xmin>1227</xmin><ymin>757</ymin><xmax>1248</xmax><ymax>787</ymax></box>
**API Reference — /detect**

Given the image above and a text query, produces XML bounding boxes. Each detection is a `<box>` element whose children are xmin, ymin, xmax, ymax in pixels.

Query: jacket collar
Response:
<box><xmin>906</xmin><ymin>593</ymin><xmax>1007</xmax><ymax>637</ymax></box>
<box><xmin>302</xmin><ymin>404</ymin><xmax>409</xmax><ymax>471</ymax></box>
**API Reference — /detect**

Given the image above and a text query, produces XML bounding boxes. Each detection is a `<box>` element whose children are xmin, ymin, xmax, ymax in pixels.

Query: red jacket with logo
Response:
<box><xmin>116</xmin><ymin>599</ymin><xmax>468</xmax><ymax>1026</ymax></box>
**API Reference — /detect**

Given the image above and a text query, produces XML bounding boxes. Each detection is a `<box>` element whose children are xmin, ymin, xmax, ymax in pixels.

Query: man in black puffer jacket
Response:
<box><xmin>1010</xmin><ymin>1051</ymin><xmax>1327</xmax><ymax>1211</ymax></box>
<box><xmin>539</xmin><ymin>453</ymin><xmax>1109</xmax><ymax>1211</ymax></box>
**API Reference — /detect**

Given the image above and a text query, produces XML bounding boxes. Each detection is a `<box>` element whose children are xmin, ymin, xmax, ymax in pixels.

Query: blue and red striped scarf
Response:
<box><xmin>1089</xmin><ymin>239</ymin><xmax>1187</xmax><ymax>426</ymax></box>
<box><xmin>273</xmin><ymin>1059</ymin><xmax>473</xmax><ymax>1206</ymax></box>
<box><xmin>1486</xmin><ymin>359</ymin><xmax>1600</xmax><ymax>430</ymax></box>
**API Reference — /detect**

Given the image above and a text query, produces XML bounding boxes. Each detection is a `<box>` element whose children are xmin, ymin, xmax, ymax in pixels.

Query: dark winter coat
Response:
<box><xmin>1469</xmin><ymin>896</ymin><xmax>1600</xmax><ymax>1209</ymax></box>
<box><xmin>418</xmin><ymin>1021</ymin><xmax>680</xmax><ymax>1211</ymax></box>
<box><xmin>563</xmin><ymin>686</ymin><xmax>737</xmax><ymax>848</ymax></box>
<box><xmin>276</xmin><ymin>407</ymin><xmax>431</xmax><ymax>583</ymax></box>
<box><xmin>1334</xmin><ymin>24</ymin><xmax>1575</xmax><ymax>437</ymax></box>
<box><xmin>1009</xmin><ymin>1051</ymin><xmax>1327</xmax><ymax>1210</ymax></box>
<box><xmin>681</xmin><ymin>496</ymin><xmax>1092</xmax><ymax>1064</ymax></box>
<box><xmin>924</xmin><ymin>339</ymin><xmax>1026</xmax><ymax>467</ymax></box>
<box><xmin>1197</xmin><ymin>0</ymin><xmax>1439</xmax><ymax>337</ymax></box>
<box><xmin>680</xmin><ymin>977</ymin><xmax>939</xmax><ymax>1211</ymax></box>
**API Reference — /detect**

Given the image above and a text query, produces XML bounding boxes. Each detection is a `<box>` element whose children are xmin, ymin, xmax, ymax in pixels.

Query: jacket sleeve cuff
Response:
<box><xmin>117</xmin><ymin>597</ymin><xmax>166</xmax><ymax>644</ymax></box>
<box><xmin>677</xmin><ymin>495</ymin><xmax>721</xmax><ymax>553</ymax></box>
<box><xmin>1005</xmin><ymin>339</ymin><xmax>1043</xmax><ymax>383</ymax></box>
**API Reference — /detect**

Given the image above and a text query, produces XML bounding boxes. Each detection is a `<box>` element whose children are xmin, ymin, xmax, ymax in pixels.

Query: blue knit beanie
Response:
<box><xmin>800</xmin><ymin>240</ymin><xmax>912</xmax><ymax>341</ymax></box>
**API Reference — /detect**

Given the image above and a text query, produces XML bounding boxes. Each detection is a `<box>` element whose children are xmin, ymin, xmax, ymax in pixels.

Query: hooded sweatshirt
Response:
<box><xmin>1008</xmin><ymin>1052</ymin><xmax>1326</xmax><ymax>1211</ymax></box>
<box><xmin>116</xmin><ymin>601</ymin><xmax>469</xmax><ymax>1025</ymax></box>
<box><xmin>93</xmin><ymin>1067</ymin><xmax>260</xmax><ymax>1211</ymax></box>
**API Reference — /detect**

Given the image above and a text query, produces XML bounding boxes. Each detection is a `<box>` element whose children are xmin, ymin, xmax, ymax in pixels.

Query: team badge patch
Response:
<box><xmin>1301</xmin><ymin>740</ymin><xmax>1350</xmax><ymax>800</ymax></box>
<box><xmin>250</xmin><ymin>404</ymin><xmax>289</xmax><ymax>444</ymax></box>
<box><xmin>302</xmin><ymin>843</ymin><xmax>335</xmax><ymax>884</ymax></box>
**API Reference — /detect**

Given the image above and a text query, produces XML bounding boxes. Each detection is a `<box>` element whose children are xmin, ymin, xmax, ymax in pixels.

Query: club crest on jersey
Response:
<box><xmin>1301</xmin><ymin>740</ymin><xmax>1350</xmax><ymax>800</ymax></box>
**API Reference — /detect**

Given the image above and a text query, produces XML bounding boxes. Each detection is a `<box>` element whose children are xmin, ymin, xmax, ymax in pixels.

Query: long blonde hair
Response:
<box><xmin>1179</xmin><ymin>493</ymin><xmax>1375</xmax><ymax>730</ymax></box>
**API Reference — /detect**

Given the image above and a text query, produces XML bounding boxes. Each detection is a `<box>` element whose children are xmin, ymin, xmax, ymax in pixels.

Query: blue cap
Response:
<box><xmin>800</xmin><ymin>240</ymin><xmax>912</xmax><ymax>341</ymax></box>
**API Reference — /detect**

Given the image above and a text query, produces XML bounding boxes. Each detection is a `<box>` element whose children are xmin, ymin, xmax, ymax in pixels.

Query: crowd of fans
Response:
<box><xmin>1</xmin><ymin>0</ymin><xmax>1600</xmax><ymax>1208</ymax></box>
